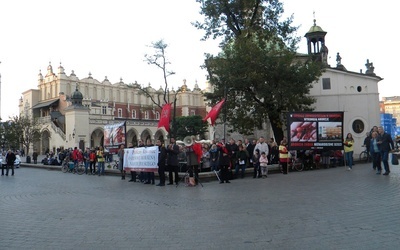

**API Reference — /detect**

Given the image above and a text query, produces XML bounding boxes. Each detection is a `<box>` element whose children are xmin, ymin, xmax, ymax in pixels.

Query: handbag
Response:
<box><xmin>391</xmin><ymin>154</ymin><xmax>399</xmax><ymax>165</ymax></box>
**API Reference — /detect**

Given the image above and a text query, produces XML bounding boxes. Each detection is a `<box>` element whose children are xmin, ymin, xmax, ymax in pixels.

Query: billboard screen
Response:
<box><xmin>104</xmin><ymin>121</ymin><xmax>126</xmax><ymax>154</ymax></box>
<box><xmin>287</xmin><ymin>112</ymin><xmax>344</xmax><ymax>150</ymax></box>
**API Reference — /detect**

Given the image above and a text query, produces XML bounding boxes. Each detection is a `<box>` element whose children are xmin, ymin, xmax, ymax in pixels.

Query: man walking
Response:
<box><xmin>377</xmin><ymin>126</ymin><xmax>394</xmax><ymax>175</ymax></box>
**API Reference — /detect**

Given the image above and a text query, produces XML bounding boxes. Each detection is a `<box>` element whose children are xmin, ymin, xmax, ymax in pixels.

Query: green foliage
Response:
<box><xmin>8</xmin><ymin>116</ymin><xmax>41</xmax><ymax>155</ymax></box>
<box><xmin>173</xmin><ymin>115</ymin><xmax>208</xmax><ymax>140</ymax></box>
<box><xmin>196</xmin><ymin>0</ymin><xmax>323</xmax><ymax>142</ymax></box>
<box><xmin>0</xmin><ymin>121</ymin><xmax>20</xmax><ymax>150</ymax></box>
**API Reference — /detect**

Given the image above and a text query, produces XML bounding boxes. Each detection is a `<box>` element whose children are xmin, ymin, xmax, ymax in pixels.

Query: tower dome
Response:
<box><xmin>71</xmin><ymin>86</ymin><xmax>83</xmax><ymax>106</ymax></box>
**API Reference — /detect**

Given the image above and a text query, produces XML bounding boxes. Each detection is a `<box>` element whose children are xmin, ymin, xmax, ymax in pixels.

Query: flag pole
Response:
<box><xmin>223</xmin><ymin>86</ymin><xmax>227</xmax><ymax>140</ymax></box>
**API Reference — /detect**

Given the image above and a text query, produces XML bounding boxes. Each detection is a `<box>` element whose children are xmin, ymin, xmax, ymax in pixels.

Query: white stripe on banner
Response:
<box><xmin>123</xmin><ymin>146</ymin><xmax>158</xmax><ymax>172</ymax></box>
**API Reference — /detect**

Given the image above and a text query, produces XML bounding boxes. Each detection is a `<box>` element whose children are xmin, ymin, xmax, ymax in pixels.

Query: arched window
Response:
<box><xmin>118</xmin><ymin>108</ymin><xmax>122</xmax><ymax>118</ymax></box>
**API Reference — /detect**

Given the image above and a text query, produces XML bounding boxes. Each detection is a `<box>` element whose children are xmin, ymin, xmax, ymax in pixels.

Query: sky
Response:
<box><xmin>0</xmin><ymin>0</ymin><xmax>397</xmax><ymax>120</ymax></box>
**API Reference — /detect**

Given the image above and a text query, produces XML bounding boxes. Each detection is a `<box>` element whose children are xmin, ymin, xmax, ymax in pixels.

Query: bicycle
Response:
<box><xmin>61</xmin><ymin>160</ymin><xmax>85</xmax><ymax>175</ymax></box>
<box><xmin>288</xmin><ymin>150</ymin><xmax>304</xmax><ymax>171</ymax></box>
<box><xmin>279</xmin><ymin>150</ymin><xmax>304</xmax><ymax>172</ymax></box>
<box><xmin>107</xmin><ymin>159</ymin><xmax>119</xmax><ymax>169</ymax></box>
<box><xmin>359</xmin><ymin>146</ymin><xmax>370</xmax><ymax>162</ymax></box>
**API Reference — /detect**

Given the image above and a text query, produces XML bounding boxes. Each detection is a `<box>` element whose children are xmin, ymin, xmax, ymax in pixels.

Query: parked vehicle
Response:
<box><xmin>0</xmin><ymin>154</ymin><xmax>21</xmax><ymax>168</ymax></box>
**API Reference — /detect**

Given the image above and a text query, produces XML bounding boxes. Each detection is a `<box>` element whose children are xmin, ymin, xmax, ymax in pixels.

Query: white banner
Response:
<box><xmin>123</xmin><ymin>146</ymin><xmax>158</xmax><ymax>172</ymax></box>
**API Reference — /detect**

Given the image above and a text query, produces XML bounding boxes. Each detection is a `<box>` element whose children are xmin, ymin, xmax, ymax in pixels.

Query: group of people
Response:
<box><xmin>116</xmin><ymin>135</ymin><xmax>285</xmax><ymax>187</ymax></box>
<box><xmin>363</xmin><ymin>126</ymin><xmax>395</xmax><ymax>175</ymax></box>
<box><xmin>0</xmin><ymin>149</ymin><xmax>18</xmax><ymax>176</ymax></box>
<box><xmin>344</xmin><ymin>125</ymin><xmax>395</xmax><ymax>175</ymax></box>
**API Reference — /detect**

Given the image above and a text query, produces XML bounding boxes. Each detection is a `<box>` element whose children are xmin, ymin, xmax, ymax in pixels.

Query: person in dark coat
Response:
<box><xmin>166</xmin><ymin>137</ymin><xmax>180</xmax><ymax>185</ymax></box>
<box><xmin>377</xmin><ymin>126</ymin><xmax>394</xmax><ymax>175</ymax></box>
<box><xmin>217</xmin><ymin>143</ymin><xmax>231</xmax><ymax>183</ymax></box>
<box><xmin>32</xmin><ymin>151</ymin><xmax>38</xmax><ymax>164</ymax></box>
<box><xmin>6</xmin><ymin>150</ymin><xmax>16</xmax><ymax>176</ymax></box>
<box><xmin>156</xmin><ymin>139</ymin><xmax>167</xmax><ymax>186</ymax></box>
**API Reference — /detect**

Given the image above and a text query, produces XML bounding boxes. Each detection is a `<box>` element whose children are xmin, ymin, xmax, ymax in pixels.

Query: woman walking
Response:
<box><xmin>370</xmin><ymin>131</ymin><xmax>381</xmax><ymax>174</ymax></box>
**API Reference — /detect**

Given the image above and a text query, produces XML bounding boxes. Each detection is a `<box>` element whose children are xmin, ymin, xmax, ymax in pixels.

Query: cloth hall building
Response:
<box><xmin>19</xmin><ymin>64</ymin><xmax>207</xmax><ymax>154</ymax></box>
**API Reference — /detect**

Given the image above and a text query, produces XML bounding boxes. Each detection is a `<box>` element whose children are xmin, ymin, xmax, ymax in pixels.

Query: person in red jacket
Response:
<box><xmin>89</xmin><ymin>148</ymin><xmax>97</xmax><ymax>175</ymax></box>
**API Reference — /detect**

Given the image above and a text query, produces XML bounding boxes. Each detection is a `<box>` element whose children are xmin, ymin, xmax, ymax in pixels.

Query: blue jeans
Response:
<box><xmin>235</xmin><ymin>164</ymin><xmax>246</xmax><ymax>178</ymax></box>
<box><xmin>380</xmin><ymin>151</ymin><xmax>390</xmax><ymax>173</ymax></box>
<box><xmin>84</xmin><ymin>161</ymin><xmax>89</xmax><ymax>174</ymax></box>
<box><xmin>345</xmin><ymin>151</ymin><xmax>353</xmax><ymax>169</ymax></box>
<box><xmin>97</xmin><ymin>162</ymin><xmax>105</xmax><ymax>175</ymax></box>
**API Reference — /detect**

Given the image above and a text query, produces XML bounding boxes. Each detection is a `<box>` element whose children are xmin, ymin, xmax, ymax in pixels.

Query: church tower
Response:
<box><xmin>65</xmin><ymin>86</ymin><xmax>90</xmax><ymax>150</ymax></box>
<box><xmin>304</xmin><ymin>18</ymin><xmax>329</xmax><ymax>66</ymax></box>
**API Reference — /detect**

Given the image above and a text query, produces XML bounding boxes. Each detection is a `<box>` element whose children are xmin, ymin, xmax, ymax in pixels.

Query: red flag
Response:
<box><xmin>192</xmin><ymin>143</ymin><xmax>203</xmax><ymax>163</ymax></box>
<box><xmin>203</xmin><ymin>98</ymin><xmax>225</xmax><ymax>126</ymax></box>
<box><xmin>157</xmin><ymin>103</ymin><xmax>172</xmax><ymax>132</ymax></box>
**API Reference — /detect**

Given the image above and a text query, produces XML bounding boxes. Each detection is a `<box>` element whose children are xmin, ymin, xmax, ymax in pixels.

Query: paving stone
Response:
<box><xmin>1</xmin><ymin>162</ymin><xmax>400</xmax><ymax>249</ymax></box>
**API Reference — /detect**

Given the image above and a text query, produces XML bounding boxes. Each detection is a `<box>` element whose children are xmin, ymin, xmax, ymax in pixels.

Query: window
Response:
<box><xmin>118</xmin><ymin>108</ymin><xmax>122</xmax><ymax>118</ymax></box>
<box><xmin>155</xmin><ymin>111</ymin><xmax>160</xmax><ymax>120</ymax></box>
<box><xmin>102</xmin><ymin>106</ymin><xmax>107</xmax><ymax>115</ymax></box>
<box><xmin>322</xmin><ymin>78</ymin><xmax>331</xmax><ymax>90</ymax></box>
<box><xmin>190</xmin><ymin>110</ymin><xmax>196</xmax><ymax>116</ymax></box>
<box><xmin>144</xmin><ymin>111</ymin><xmax>149</xmax><ymax>119</ymax></box>
<box><xmin>352</xmin><ymin>119</ymin><xmax>365</xmax><ymax>134</ymax></box>
<box><xmin>132</xmin><ymin>110</ymin><xmax>137</xmax><ymax>119</ymax></box>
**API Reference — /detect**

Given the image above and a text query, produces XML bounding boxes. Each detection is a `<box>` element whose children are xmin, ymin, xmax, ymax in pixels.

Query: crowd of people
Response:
<box><xmin>13</xmin><ymin>125</ymin><xmax>397</xmax><ymax>182</ymax></box>
<box><xmin>362</xmin><ymin>125</ymin><xmax>397</xmax><ymax>175</ymax></box>
<box><xmin>117</xmin><ymin>135</ymin><xmax>285</xmax><ymax>186</ymax></box>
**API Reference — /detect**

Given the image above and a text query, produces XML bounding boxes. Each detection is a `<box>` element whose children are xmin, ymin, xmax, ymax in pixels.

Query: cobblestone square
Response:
<box><xmin>1</xmin><ymin>163</ymin><xmax>400</xmax><ymax>249</ymax></box>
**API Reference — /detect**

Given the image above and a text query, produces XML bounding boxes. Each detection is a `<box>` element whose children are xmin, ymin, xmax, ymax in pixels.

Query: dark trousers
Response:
<box><xmin>220</xmin><ymin>165</ymin><xmax>229</xmax><ymax>182</ymax></box>
<box><xmin>144</xmin><ymin>172</ymin><xmax>155</xmax><ymax>184</ymax></box>
<box><xmin>158</xmin><ymin>164</ymin><xmax>166</xmax><ymax>184</ymax></box>
<box><xmin>253</xmin><ymin>163</ymin><xmax>260</xmax><ymax>178</ymax></box>
<box><xmin>1</xmin><ymin>164</ymin><xmax>5</xmax><ymax>175</ymax></box>
<box><xmin>130</xmin><ymin>171</ymin><xmax>144</xmax><ymax>182</ymax></box>
<box><xmin>168</xmin><ymin>165</ymin><xmax>179</xmax><ymax>184</ymax></box>
<box><xmin>381</xmin><ymin>151</ymin><xmax>390</xmax><ymax>173</ymax></box>
<box><xmin>89</xmin><ymin>161</ymin><xmax>96</xmax><ymax>174</ymax></box>
<box><xmin>281</xmin><ymin>162</ymin><xmax>288</xmax><ymax>174</ymax></box>
<box><xmin>235</xmin><ymin>164</ymin><xmax>246</xmax><ymax>178</ymax></box>
<box><xmin>6</xmin><ymin>164</ymin><xmax>14</xmax><ymax>175</ymax></box>
<box><xmin>372</xmin><ymin>152</ymin><xmax>381</xmax><ymax>171</ymax></box>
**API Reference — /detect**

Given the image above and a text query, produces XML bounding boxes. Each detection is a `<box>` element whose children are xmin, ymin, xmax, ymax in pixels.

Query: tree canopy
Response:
<box><xmin>195</xmin><ymin>0</ymin><xmax>323</xmax><ymax>142</ymax></box>
<box><xmin>174</xmin><ymin>115</ymin><xmax>208</xmax><ymax>140</ymax></box>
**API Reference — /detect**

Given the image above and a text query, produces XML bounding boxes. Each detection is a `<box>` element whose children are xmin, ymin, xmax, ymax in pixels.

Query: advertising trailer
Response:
<box><xmin>287</xmin><ymin>112</ymin><xmax>344</xmax><ymax>150</ymax></box>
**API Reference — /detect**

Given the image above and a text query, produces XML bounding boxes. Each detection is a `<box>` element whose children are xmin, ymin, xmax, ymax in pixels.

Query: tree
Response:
<box><xmin>174</xmin><ymin>115</ymin><xmax>208</xmax><ymax>140</ymax></box>
<box><xmin>1</xmin><ymin>120</ymin><xmax>20</xmax><ymax>150</ymax></box>
<box><xmin>137</xmin><ymin>39</ymin><xmax>181</xmax><ymax>138</ymax></box>
<box><xmin>195</xmin><ymin>0</ymin><xmax>323</xmax><ymax>143</ymax></box>
<box><xmin>9</xmin><ymin>116</ymin><xmax>41</xmax><ymax>155</ymax></box>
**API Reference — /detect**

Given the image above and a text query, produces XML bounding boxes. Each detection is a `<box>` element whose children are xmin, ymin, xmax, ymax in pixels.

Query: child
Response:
<box><xmin>252</xmin><ymin>149</ymin><xmax>260</xmax><ymax>178</ymax></box>
<box><xmin>259</xmin><ymin>151</ymin><xmax>269</xmax><ymax>178</ymax></box>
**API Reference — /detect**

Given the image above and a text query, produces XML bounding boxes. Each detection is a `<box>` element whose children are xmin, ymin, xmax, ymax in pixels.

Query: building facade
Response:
<box><xmin>18</xmin><ymin>20</ymin><xmax>383</xmax><ymax>158</ymax></box>
<box><xmin>19</xmin><ymin>64</ymin><xmax>207</xmax><ymax>154</ymax></box>
<box><xmin>381</xmin><ymin>96</ymin><xmax>400</xmax><ymax>126</ymax></box>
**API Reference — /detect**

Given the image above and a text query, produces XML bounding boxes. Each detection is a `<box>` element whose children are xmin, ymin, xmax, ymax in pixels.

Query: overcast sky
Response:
<box><xmin>0</xmin><ymin>0</ymin><xmax>396</xmax><ymax>119</ymax></box>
